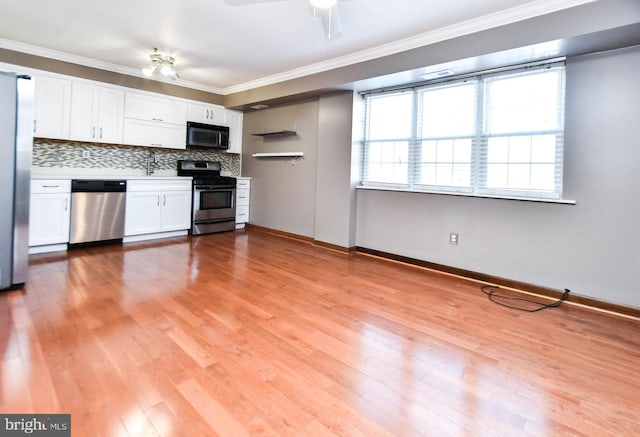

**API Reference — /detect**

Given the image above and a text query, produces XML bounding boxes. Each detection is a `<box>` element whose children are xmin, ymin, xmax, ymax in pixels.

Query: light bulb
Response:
<box><xmin>160</xmin><ymin>65</ymin><xmax>173</xmax><ymax>76</ymax></box>
<box><xmin>142</xmin><ymin>67</ymin><xmax>155</xmax><ymax>77</ymax></box>
<box><xmin>310</xmin><ymin>0</ymin><xmax>337</xmax><ymax>8</ymax></box>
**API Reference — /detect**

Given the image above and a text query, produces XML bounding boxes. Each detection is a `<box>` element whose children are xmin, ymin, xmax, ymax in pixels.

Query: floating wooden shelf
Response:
<box><xmin>252</xmin><ymin>152</ymin><xmax>304</xmax><ymax>158</ymax></box>
<box><xmin>252</xmin><ymin>130</ymin><xmax>297</xmax><ymax>138</ymax></box>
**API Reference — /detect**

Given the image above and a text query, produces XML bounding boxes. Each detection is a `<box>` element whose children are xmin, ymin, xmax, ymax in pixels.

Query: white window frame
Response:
<box><xmin>361</xmin><ymin>60</ymin><xmax>567</xmax><ymax>201</ymax></box>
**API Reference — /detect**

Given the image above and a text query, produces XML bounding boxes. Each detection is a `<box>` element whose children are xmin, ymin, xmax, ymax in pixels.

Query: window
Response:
<box><xmin>364</xmin><ymin>92</ymin><xmax>412</xmax><ymax>184</ymax></box>
<box><xmin>362</xmin><ymin>62</ymin><xmax>566</xmax><ymax>200</ymax></box>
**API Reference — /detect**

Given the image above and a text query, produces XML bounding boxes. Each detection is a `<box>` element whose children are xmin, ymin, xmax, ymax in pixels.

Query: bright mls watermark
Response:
<box><xmin>0</xmin><ymin>414</ymin><xmax>70</xmax><ymax>436</ymax></box>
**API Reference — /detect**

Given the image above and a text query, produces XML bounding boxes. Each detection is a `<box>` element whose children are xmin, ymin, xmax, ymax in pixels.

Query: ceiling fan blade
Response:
<box><xmin>317</xmin><ymin>5</ymin><xmax>342</xmax><ymax>39</ymax></box>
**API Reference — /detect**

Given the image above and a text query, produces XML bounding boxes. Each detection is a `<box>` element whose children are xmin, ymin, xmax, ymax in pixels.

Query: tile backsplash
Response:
<box><xmin>33</xmin><ymin>139</ymin><xmax>241</xmax><ymax>176</ymax></box>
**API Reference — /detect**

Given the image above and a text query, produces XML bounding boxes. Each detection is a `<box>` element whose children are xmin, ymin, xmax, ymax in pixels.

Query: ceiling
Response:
<box><xmin>0</xmin><ymin>0</ymin><xmax>600</xmax><ymax>96</ymax></box>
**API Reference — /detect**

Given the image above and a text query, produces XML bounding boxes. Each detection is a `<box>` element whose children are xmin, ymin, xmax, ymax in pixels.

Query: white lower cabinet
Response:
<box><xmin>235</xmin><ymin>178</ymin><xmax>250</xmax><ymax>229</ymax></box>
<box><xmin>124</xmin><ymin>179</ymin><xmax>192</xmax><ymax>242</ymax></box>
<box><xmin>29</xmin><ymin>180</ymin><xmax>71</xmax><ymax>254</ymax></box>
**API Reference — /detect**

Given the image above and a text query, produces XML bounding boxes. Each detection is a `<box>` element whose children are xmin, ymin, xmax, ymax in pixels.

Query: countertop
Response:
<box><xmin>31</xmin><ymin>167</ymin><xmax>233</xmax><ymax>180</ymax></box>
<box><xmin>32</xmin><ymin>174</ymin><xmax>192</xmax><ymax>181</ymax></box>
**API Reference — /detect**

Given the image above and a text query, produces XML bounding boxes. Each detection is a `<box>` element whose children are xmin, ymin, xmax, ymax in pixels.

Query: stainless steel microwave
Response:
<box><xmin>186</xmin><ymin>121</ymin><xmax>229</xmax><ymax>150</ymax></box>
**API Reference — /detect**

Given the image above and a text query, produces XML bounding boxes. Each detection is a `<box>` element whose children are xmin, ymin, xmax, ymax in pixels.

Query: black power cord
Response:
<box><xmin>481</xmin><ymin>285</ymin><xmax>571</xmax><ymax>312</ymax></box>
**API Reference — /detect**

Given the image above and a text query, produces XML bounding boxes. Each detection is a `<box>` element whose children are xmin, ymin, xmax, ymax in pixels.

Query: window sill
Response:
<box><xmin>356</xmin><ymin>185</ymin><xmax>577</xmax><ymax>205</ymax></box>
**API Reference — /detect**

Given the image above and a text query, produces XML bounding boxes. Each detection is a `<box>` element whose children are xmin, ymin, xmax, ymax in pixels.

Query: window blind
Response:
<box><xmin>361</xmin><ymin>60</ymin><xmax>566</xmax><ymax>200</ymax></box>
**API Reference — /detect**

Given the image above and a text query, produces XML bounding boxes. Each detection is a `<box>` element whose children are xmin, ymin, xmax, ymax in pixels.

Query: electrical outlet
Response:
<box><xmin>82</xmin><ymin>150</ymin><xmax>90</xmax><ymax>158</ymax></box>
<box><xmin>449</xmin><ymin>232</ymin><xmax>459</xmax><ymax>245</ymax></box>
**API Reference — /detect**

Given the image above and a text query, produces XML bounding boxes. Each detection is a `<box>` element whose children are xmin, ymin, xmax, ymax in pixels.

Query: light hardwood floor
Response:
<box><xmin>1</xmin><ymin>228</ymin><xmax>639</xmax><ymax>436</ymax></box>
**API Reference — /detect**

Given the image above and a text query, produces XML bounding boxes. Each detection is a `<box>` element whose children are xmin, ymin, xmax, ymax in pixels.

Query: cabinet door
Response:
<box><xmin>34</xmin><ymin>75</ymin><xmax>71</xmax><ymax>139</ymax></box>
<box><xmin>124</xmin><ymin>191</ymin><xmax>162</xmax><ymax>236</ymax></box>
<box><xmin>69</xmin><ymin>82</ymin><xmax>96</xmax><ymax>141</ymax></box>
<box><xmin>226</xmin><ymin>110</ymin><xmax>244</xmax><ymax>154</ymax></box>
<box><xmin>160</xmin><ymin>191</ymin><xmax>192</xmax><ymax>232</ymax></box>
<box><xmin>123</xmin><ymin>118</ymin><xmax>186</xmax><ymax>149</ymax></box>
<box><xmin>69</xmin><ymin>84</ymin><xmax>124</xmax><ymax>144</ymax></box>
<box><xmin>125</xmin><ymin>92</ymin><xmax>187</xmax><ymax>125</ymax></box>
<box><xmin>187</xmin><ymin>103</ymin><xmax>226</xmax><ymax>124</ymax></box>
<box><xmin>96</xmin><ymin>87</ymin><xmax>124</xmax><ymax>144</ymax></box>
<box><xmin>29</xmin><ymin>193</ymin><xmax>70</xmax><ymax>246</ymax></box>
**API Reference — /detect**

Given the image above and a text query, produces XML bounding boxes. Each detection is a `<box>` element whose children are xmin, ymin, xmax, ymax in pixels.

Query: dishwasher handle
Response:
<box><xmin>71</xmin><ymin>179</ymin><xmax>127</xmax><ymax>193</ymax></box>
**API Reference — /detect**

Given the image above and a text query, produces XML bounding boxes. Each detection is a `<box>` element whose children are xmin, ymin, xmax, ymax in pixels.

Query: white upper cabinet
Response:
<box><xmin>226</xmin><ymin>109</ymin><xmax>244</xmax><ymax>154</ymax></box>
<box><xmin>187</xmin><ymin>103</ymin><xmax>227</xmax><ymax>125</ymax></box>
<box><xmin>69</xmin><ymin>83</ymin><xmax>124</xmax><ymax>144</ymax></box>
<box><xmin>123</xmin><ymin>91</ymin><xmax>187</xmax><ymax>149</ymax></box>
<box><xmin>23</xmin><ymin>64</ymin><xmax>234</xmax><ymax>151</ymax></box>
<box><xmin>187</xmin><ymin>103</ymin><xmax>243</xmax><ymax>153</ymax></box>
<box><xmin>125</xmin><ymin>92</ymin><xmax>187</xmax><ymax>125</ymax></box>
<box><xmin>123</xmin><ymin>118</ymin><xmax>186</xmax><ymax>149</ymax></box>
<box><xmin>33</xmin><ymin>75</ymin><xmax>71</xmax><ymax>139</ymax></box>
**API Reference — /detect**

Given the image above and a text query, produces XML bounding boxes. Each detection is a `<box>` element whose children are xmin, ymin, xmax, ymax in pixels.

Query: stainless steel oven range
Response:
<box><xmin>177</xmin><ymin>160</ymin><xmax>237</xmax><ymax>235</ymax></box>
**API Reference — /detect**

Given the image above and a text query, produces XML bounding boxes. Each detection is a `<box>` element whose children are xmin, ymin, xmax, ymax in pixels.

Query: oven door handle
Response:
<box><xmin>194</xmin><ymin>185</ymin><xmax>236</xmax><ymax>190</ymax></box>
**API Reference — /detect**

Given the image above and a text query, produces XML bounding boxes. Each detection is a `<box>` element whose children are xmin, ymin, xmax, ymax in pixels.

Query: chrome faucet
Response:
<box><xmin>146</xmin><ymin>151</ymin><xmax>159</xmax><ymax>176</ymax></box>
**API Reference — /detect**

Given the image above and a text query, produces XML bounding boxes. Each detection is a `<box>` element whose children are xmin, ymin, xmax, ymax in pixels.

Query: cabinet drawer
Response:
<box><xmin>236</xmin><ymin>205</ymin><xmax>249</xmax><ymax>223</ymax></box>
<box><xmin>31</xmin><ymin>179</ymin><xmax>71</xmax><ymax>194</ymax></box>
<box><xmin>236</xmin><ymin>178</ymin><xmax>251</xmax><ymax>188</ymax></box>
<box><xmin>127</xmin><ymin>179</ymin><xmax>192</xmax><ymax>192</ymax></box>
<box><xmin>236</xmin><ymin>188</ymin><xmax>250</xmax><ymax>206</ymax></box>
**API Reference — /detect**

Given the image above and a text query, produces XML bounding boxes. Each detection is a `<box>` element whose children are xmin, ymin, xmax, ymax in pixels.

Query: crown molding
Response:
<box><xmin>0</xmin><ymin>0</ymin><xmax>594</xmax><ymax>96</ymax></box>
<box><xmin>222</xmin><ymin>0</ymin><xmax>596</xmax><ymax>94</ymax></box>
<box><xmin>0</xmin><ymin>37</ymin><xmax>226</xmax><ymax>95</ymax></box>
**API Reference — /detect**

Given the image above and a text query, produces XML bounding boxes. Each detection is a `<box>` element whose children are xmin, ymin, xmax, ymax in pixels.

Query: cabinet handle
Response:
<box><xmin>151</xmin><ymin>143</ymin><xmax>163</xmax><ymax>147</ymax></box>
<box><xmin>65</xmin><ymin>198</ymin><xmax>68</xmax><ymax>211</ymax></box>
<box><xmin>99</xmin><ymin>127</ymin><xmax>103</xmax><ymax>139</ymax></box>
<box><xmin>42</xmin><ymin>185</ymin><xmax>60</xmax><ymax>188</ymax></box>
<box><xmin>33</xmin><ymin>120</ymin><xmax>36</xmax><ymax>133</ymax></box>
<box><xmin>152</xmin><ymin>118</ymin><xmax>163</xmax><ymax>122</ymax></box>
<box><xmin>92</xmin><ymin>126</ymin><xmax>96</xmax><ymax>138</ymax></box>
<box><xmin>163</xmin><ymin>194</ymin><xmax>166</xmax><ymax>206</ymax></box>
<box><xmin>157</xmin><ymin>195</ymin><xmax>160</xmax><ymax>206</ymax></box>
<box><xmin>207</xmin><ymin>109</ymin><xmax>211</xmax><ymax>119</ymax></box>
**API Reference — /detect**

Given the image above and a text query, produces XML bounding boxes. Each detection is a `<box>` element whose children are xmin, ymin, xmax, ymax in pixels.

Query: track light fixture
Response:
<box><xmin>142</xmin><ymin>48</ymin><xmax>178</xmax><ymax>79</ymax></box>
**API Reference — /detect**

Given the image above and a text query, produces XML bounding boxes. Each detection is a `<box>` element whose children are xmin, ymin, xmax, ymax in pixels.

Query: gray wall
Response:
<box><xmin>315</xmin><ymin>92</ymin><xmax>357</xmax><ymax>247</ymax></box>
<box><xmin>242</xmin><ymin>100</ymin><xmax>319</xmax><ymax>238</ymax></box>
<box><xmin>242</xmin><ymin>93</ymin><xmax>357</xmax><ymax>247</ymax></box>
<box><xmin>356</xmin><ymin>46</ymin><xmax>640</xmax><ymax>308</ymax></box>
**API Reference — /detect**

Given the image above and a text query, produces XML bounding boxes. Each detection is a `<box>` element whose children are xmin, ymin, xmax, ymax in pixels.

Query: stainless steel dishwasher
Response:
<box><xmin>69</xmin><ymin>180</ymin><xmax>127</xmax><ymax>245</ymax></box>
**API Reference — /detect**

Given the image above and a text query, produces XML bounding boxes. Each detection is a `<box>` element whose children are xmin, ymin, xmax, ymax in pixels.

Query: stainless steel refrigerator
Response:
<box><xmin>0</xmin><ymin>72</ymin><xmax>33</xmax><ymax>290</ymax></box>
